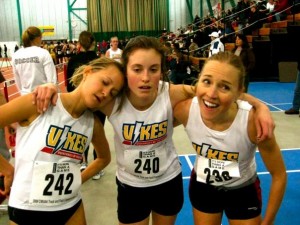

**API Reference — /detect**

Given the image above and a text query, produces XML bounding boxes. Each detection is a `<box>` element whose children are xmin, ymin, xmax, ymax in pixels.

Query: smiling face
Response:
<box><xmin>196</xmin><ymin>60</ymin><xmax>243</xmax><ymax>123</ymax></box>
<box><xmin>126</xmin><ymin>48</ymin><xmax>162</xmax><ymax>110</ymax></box>
<box><xmin>82</xmin><ymin>65</ymin><xmax>124</xmax><ymax>110</ymax></box>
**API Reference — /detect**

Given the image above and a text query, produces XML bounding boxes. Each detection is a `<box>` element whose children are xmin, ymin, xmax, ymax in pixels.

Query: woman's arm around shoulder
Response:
<box><xmin>32</xmin><ymin>83</ymin><xmax>59</xmax><ymax>113</ymax></box>
<box><xmin>81</xmin><ymin>114</ymin><xmax>111</xmax><ymax>183</ymax></box>
<box><xmin>241</xmin><ymin>93</ymin><xmax>275</xmax><ymax>142</ymax></box>
<box><xmin>169</xmin><ymin>83</ymin><xmax>195</xmax><ymax>109</ymax></box>
<box><xmin>248</xmin><ymin>109</ymin><xmax>286</xmax><ymax>225</ymax></box>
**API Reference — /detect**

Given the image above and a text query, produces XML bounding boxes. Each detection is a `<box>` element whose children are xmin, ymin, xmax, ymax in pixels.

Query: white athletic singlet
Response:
<box><xmin>185</xmin><ymin>98</ymin><xmax>257</xmax><ymax>188</ymax></box>
<box><xmin>107</xmin><ymin>48</ymin><xmax>122</xmax><ymax>63</ymax></box>
<box><xmin>9</xmin><ymin>95</ymin><xmax>94</xmax><ymax>211</ymax></box>
<box><xmin>108</xmin><ymin>82</ymin><xmax>181</xmax><ymax>187</ymax></box>
<box><xmin>12</xmin><ymin>46</ymin><xmax>57</xmax><ymax>95</ymax></box>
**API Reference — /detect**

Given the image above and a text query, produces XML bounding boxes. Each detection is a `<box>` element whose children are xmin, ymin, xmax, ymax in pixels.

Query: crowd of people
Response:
<box><xmin>1</xmin><ymin>25</ymin><xmax>288</xmax><ymax>225</ymax></box>
<box><xmin>38</xmin><ymin>36</ymin><xmax>130</xmax><ymax>66</ymax></box>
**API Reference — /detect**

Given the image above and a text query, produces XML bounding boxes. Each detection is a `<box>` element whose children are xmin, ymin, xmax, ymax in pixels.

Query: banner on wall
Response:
<box><xmin>38</xmin><ymin>26</ymin><xmax>55</xmax><ymax>36</ymax></box>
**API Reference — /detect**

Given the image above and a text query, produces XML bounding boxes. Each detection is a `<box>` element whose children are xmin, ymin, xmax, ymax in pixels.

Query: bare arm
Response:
<box><xmin>259</xmin><ymin>140</ymin><xmax>286</xmax><ymax>225</ymax></box>
<box><xmin>0</xmin><ymin>94</ymin><xmax>39</xmax><ymax>128</ymax></box>
<box><xmin>240</xmin><ymin>93</ymin><xmax>275</xmax><ymax>142</ymax></box>
<box><xmin>169</xmin><ymin>84</ymin><xmax>195</xmax><ymax>109</ymax></box>
<box><xmin>248</xmin><ymin>110</ymin><xmax>286</xmax><ymax>225</ymax></box>
<box><xmin>81</xmin><ymin>115</ymin><xmax>111</xmax><ymax>183</ymax></box>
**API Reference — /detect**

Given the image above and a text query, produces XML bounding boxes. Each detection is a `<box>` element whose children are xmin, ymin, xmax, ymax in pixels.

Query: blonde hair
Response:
<box><xmin>70</xmin><ymin>57</ymin><xmax>124</xmax><ymax>88</ymax></box>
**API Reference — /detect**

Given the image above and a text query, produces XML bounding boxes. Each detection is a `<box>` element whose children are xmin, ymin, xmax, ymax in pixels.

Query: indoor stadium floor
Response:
<box><xmin>0</xmin><ymin>67</ymin><xmax>299</xmax><ymax>224</ymax></box>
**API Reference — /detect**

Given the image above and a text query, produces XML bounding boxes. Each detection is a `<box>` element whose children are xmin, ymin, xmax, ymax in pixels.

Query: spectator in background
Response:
<box><xmin>188</xmin><ymin>39</ymin><xmax>199</xmax><ymax>56</ymax></box>
<box><xmin>193</xmin><ymin>14</ymin><xmax>201</xmax><ymax>27</ymax></box>
<box><xmin>105</xmin><ymin>36</ymin><xmax>122</xmax><ymax>63</ymax></box>
<box><xmin>0</xmin><ymin>45</ymin><xmax>2</xmax><ymax>58</ymax></box>
<box><xmin>12</xmin><ymin>26</ymin><xmax>57</xmax><ymax>95</ymax></box>
<box><xmin>54</xmin><ymin>41</ymin><xmax>64</xmax><ymax>64</ymax></box>
<box><xmin>169</xmin><ymin>42</ymin><xmax>191</xmax><ymax>84</ymax></box>
<box><xmin>285</xmin><ymin>57</ymin><xmax>300</xmax><ymax>115</ymax></box>
<box><xmin>100</xmin><ymin>40</ymin><xmax>108</xmax><ymax>57</ymax></box>
<box><xmin>245</xmin><ymin>3</ymin><xmax>263</xmax><ymax>35</ymax></box>
<box><xmin>4</xmin><ymin>45</ymin><xmax>8</xmax><ymax>58</ymax></box>
<box><xmin>66</xmin><ymin>30</ymin><xmax>106</xmax><ymax>180</ymax></box>
<box><xmin>14</xmin><ymin>44</ymin><xmax>19</xmax><ymax>52</ymax></box>
<box><xmin>208</xmin><ymin>31</ymin><xmax>224</xmax><ymax>57</ymax></box>
<box><xmin>232</xmin><ymin>33</ymin><xmax>255</xmax><ymax>92</ymax></box>
<box><xmin>260</xmin><ymin>0</ymin><xmax>280</xmax><ymax>21</ymax></box>
<box><xmin>236</xmin><ymin>0</ymin><xmax>251</xmax><ymax>32</ymax></box>
<box><xmin>48</xmin><ymin>41</ymin><xmax>56</xmax><ymax>64</ymax></box>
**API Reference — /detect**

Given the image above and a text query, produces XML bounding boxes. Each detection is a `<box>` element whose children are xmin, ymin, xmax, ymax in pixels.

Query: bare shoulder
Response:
<box><xmin>0</xmin><ymin>94</ymin><xmax>38</xmax><ymax>127</ymax></box>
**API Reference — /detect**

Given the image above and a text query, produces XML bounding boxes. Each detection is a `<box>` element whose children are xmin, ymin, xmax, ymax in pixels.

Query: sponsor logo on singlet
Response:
<box><xmin>41</xmin><ymin>125</ymin><xmax>88</xmax><ymax>160</ymax></box>
<box><xmin>122</xmin><ymin>120</ymin><xmax>168</xmax><ymax>145</ymax></box>
<box><xmin>193</xmin><ymin>142</ymin><xmax>239</xmax><ymax>161</ymax></box>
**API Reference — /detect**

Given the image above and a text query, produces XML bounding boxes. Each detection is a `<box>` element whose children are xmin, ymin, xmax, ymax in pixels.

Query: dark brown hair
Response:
<box><xmin>79</xmin><ymin>31</ymin><xmax>95</xmax><ymax>51</ymax></box>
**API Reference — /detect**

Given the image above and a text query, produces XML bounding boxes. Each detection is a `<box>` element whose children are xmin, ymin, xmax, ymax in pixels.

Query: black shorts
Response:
<box><xmin>8</xmin><ymin>199</ymin><xmax>82</xmax><ymax>225</ymax></box>
<box><xmin>189</xmin><ymin>170</ymin><xmax>262</xmax><ymax>220</ymax></box>
<box><xmin>116</xmin><ymin>173</ymin><xmax>184</xmax><ymax>224</ymax></box>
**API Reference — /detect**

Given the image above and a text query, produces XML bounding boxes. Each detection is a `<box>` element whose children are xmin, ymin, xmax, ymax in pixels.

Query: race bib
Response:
<box><xmin>29</xmin><ymin>161</ymin><xmax>81</xmax><ymax>206</ymax></box>
<box><xmin>124</xmin><ymin>146</ymin><xmax>167</xmax><ymax>180</ymax></box>
<box><xmin>196</xmin><ymin>155</ymin><xmax>240</xmax><ymax>185</ymax></box>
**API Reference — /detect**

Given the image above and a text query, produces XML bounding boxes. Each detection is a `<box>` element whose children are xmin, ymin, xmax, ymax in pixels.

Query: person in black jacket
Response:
<box><xmin>244</xmin><ymin>4</ymin><xmax>263</xmax><ymax>35</ymax></box>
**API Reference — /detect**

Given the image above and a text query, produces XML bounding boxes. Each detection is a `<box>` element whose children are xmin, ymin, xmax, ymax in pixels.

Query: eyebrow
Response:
<box><xmin>108</xmin><ymin>77</ymin><xmax>121</xmax><ymax>93</ymax></box>
<box><xmin>202</xmin><ymin>74</ymin><xmax>233</xmax><ymax>85</ymax></box>
<box><xmin>131</xmin><ymin>63</ymin><xmax>160</xmax><ymax>67</ymax></box>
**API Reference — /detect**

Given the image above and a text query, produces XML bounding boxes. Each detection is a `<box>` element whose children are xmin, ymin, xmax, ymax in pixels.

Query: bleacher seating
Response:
<box><xmin>225</xmin><ymin>43</ymin><xmax>235</xmax><ymax>51</ymax></box>
<box><xmin>287</xmin><ymin>12</ymin><xmax>300</xmax><ymax>21</ymax></box>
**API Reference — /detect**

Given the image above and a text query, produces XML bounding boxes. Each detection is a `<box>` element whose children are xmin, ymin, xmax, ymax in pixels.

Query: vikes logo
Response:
<box><xmin>44</xmin><ymin>125</ymin><xmax>88</xmax><ymax>156</ymax></box>
<box><xmin>122</xmin><ymin>120</ymin><xmax>168</xmax><ymax>145</ymax></box>
<box><xmin>193</xmin><ymin>143</ymin><xmax>239</xmax><ymax>161</ymax></box>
